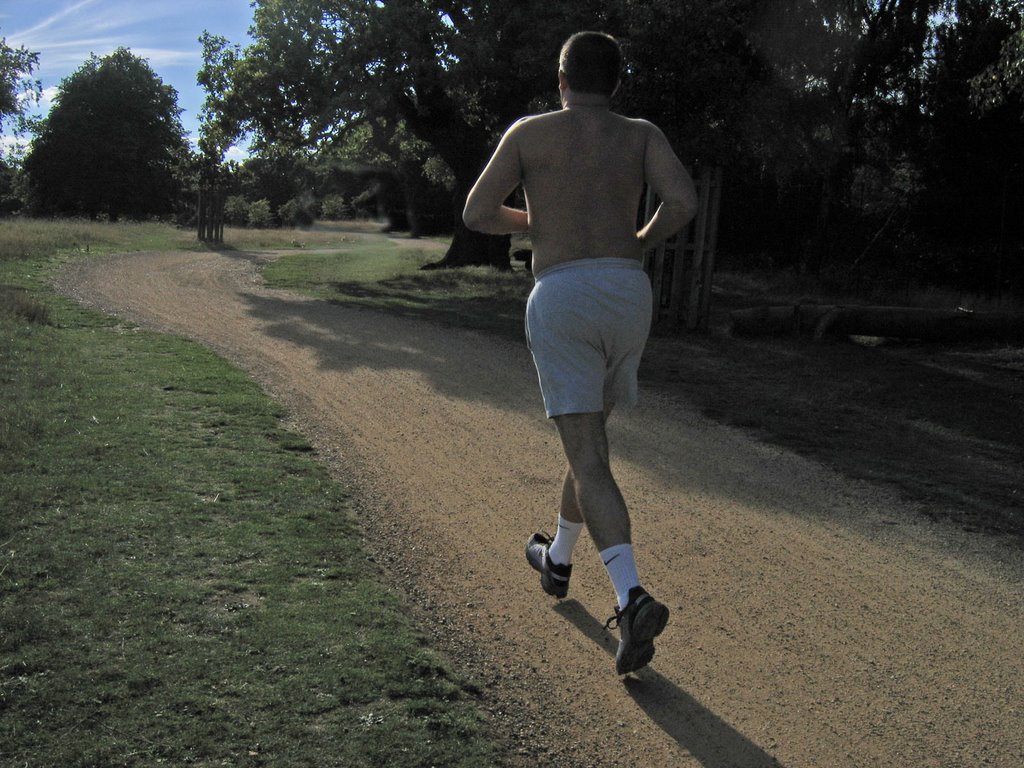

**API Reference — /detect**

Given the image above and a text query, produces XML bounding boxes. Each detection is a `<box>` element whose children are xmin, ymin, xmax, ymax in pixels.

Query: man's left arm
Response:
<box><xmin>463</xmin><ymin>124</ymin><xmax>529</xmax><ymax>234</ymax></box>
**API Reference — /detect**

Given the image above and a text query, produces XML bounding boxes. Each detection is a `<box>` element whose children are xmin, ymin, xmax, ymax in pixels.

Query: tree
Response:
<box><xmin>1</xmin><ymin>33</ymin><xmax>40</xmax><ymax>214</ymax></box>
<box><xmin>311</xmin><ymin>116</ymin><xmax>454</xmax><ymax>235</ymax></box>
<box><xmin>199</xmin><ymin>0</ymin><xmax>616</xmax><ymax>268</ymax></box>
<box><xmin>746</xmin><ymin>0</ymin><xmax>943</xmax><ymax>274</ymax></box>
<box><xmin>970</xmin><ymin>1</ymin><xmax>1024</xmax><ymax>117</ymax></box>
<box><xmin>24</xmin><ymin>48</ymin><xmax>188</xmax><ymax>219</ymax></box>
<box><xmin>925</xmin><ymin>1</ymin><xmax>1024</xmax><ymax>291</ymax></box>
<box><xmin>1</xmin><ymin>33</ymin><xmax>40</xmax><ymax>134</ymax></box>
<box><xmin>615</xmin><ymin>0</ymin><xmax>766</xmax><ymax>167</ymax></box>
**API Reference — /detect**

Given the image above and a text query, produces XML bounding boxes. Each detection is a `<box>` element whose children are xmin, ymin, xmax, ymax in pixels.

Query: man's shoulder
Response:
<box><xmin>498</xmin><ymin>111</ymin><xmax>568</xmax><ymax>148</ymax></box>
<box><xmin>509</xmin><ymin>110</ymin><xmax>565</xmax><ymax>131</ymax></box>
<box><xmin>617</xmin><ymin>114</ymin><xmax>661</xmax><ymax>132</ymax></box>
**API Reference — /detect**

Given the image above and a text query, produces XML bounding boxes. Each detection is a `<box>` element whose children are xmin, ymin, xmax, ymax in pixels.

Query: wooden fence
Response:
<box><xmin>642</xmin><ymin>166</ymin><xmax>723</xmax><ymax>332</ymax></box>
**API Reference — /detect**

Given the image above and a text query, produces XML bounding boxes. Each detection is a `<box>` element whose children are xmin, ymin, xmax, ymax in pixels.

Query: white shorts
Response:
<box><xmin>525</xmin><ymin>258</ymin><xmax>652</xmax><ymax>418</ymax></box>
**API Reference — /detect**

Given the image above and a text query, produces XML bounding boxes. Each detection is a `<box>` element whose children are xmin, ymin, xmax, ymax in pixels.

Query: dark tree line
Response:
<box><xmin>4</xmin><ymin>3</ymin><xmax>1023</xmax><ymax>293</ymax></box>
<box><xmin>195</xmin><ymin>0</ymin><xmax>1023</xmax><ymax>292</ymax></box>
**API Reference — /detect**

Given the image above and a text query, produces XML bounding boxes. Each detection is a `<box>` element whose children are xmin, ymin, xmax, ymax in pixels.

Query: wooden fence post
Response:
<box><xmin>197</xmin><ymin>186</ymin><xmax>226</xmax><ymax>245</ymax></box>
<box><xmin>642</xmin><ymin>166</ymin><xmax>723</xmax><ymax>333</ymax></box>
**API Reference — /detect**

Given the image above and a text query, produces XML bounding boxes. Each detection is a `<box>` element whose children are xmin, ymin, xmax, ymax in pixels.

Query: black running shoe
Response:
<box><xmin>605</xmin><ymin>586</ymin><xmax>669</xmax><ymax>675</ymax></box>
<box><xmin>525</xmin><ymin>532</ymin><xmax>572</xmax><ymax>599</ymax></box>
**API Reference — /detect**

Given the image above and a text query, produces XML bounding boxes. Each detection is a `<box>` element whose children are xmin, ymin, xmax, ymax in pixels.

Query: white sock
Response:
<box><xmin>600</xmin><ymin>543</ymin><xmax>641</xmax><ymax>609</ymax></box>
<box><xmin>548</xmin><ymin>514</ymin><xmax>584</xmax><ymax>566</ymax></box>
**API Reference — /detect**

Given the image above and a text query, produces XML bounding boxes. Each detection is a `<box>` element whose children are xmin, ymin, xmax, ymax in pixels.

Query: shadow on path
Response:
<box><xmin>553</xmin><ymin>600</ymin><xmax>784</xmax><ymax>768</ymax></box>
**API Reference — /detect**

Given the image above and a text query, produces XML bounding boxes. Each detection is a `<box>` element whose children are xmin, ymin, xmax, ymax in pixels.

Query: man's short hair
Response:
<box><xmin>559</xmin><ymin>32</ymin><xmax>622</xmax><ymax>96</ymax></box>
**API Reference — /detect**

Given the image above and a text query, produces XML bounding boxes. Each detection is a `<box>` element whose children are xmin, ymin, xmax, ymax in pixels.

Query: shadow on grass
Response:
<box><xmin>552</xmin><ymin>600</ymin><xmax>784</xmax><ymax>768</ymax></box>
<box><xmin>326</xmin><ymin>273</ymin><xmax>532</xmax><ymax>342</ymax></box>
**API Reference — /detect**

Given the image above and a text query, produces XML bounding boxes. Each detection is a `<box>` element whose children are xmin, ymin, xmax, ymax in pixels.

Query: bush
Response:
<box><xmin>320</xmin><ymin>194</ymin><xmax>352</xmax><ymax>220</ymax></box>
<box><xmin>278</xmin><ymin>197</ymin><xmax>316</xmax><ymax>228</ymax></box>
<box><xmin>223</xmin><ymin>195</ymin><xmax>250</xmax><ymax>226</ymax></box>
<box><xmin>246</xmin><ymin>199</ymin><xmax>273</xmax><ymax>229</ymax></box>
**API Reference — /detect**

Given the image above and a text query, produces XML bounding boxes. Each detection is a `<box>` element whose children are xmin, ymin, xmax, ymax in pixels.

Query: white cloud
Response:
<box><xmin>1</xmin><ymin>133</ymin><xmax>31</xmax><ymax>156</ymax></box>
<box><xmin>9</xmin><ymin>1</ymin><xmax>200</xmax><ymax>73</ymax></box>
<box><xmin>39</xmin><ymin>86</ymin><xmax>60</xmax><ymax>109</ymax></box>
<box><xmin>225</xmin><ymin>144</ymin><xmax>250</xmax><ymax>163</ymax></box>
<box><xmin>131</xmin><ymin>47</ymin><xmax>200</xmax><ymax>68</ymax></box>
<box><xmin>9</xmin><ymin>0</ymin><xmax>102</xmax><ymax>43</ymax></box>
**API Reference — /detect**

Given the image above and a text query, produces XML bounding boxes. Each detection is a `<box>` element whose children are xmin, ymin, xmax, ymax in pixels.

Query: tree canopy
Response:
<box><xmin>200</xmin><ymin>0</ymin><xmax>624</xmax><ymax>266</ymax></box>
<box><xmin>1</xmin><ymin>31</ymin><xmax>39</xmax><ymax>213</ymax></box>
<box><xmin>0</xmin><ymin>32</ymin><xmax>40</xmax><ymax>135</ymax></box>
<box><xmin>24</xmin><ymin>48</ymin><xmax>188</xmax><ymax>219</ymax></box>
<box><xmin>197</xmin><ymin>0</ymin><xmax>1024</xmax><ymax>291</ymax></box>
<box><xmin>972</xmin><ymin>1</ymin><xmax>1024</xmax><ymax>117</ymax></box>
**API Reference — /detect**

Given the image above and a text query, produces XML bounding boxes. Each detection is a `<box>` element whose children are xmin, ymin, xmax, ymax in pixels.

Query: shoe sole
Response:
<box><xmin>617</xmin><ymin>600</ymin><xmax>669</xmax><ymax>674</ymax></box>
<box><xmin>525</xmin><ymin>535</ymin><xmax>569</xmax><ymax>599</ymax></box>
<box><xmin>539</xmin><ymin>571</ymin><xmax>569</xmax><ymax>599</ymax></box>
<box><xmin>633</xmin><ymin>600</ymin><xmax>670</xmax><ymax>642</ymax></box>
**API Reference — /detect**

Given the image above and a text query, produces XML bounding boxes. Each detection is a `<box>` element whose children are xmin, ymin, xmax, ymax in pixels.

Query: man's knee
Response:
<box><xmin>555</xmin><ymin>411</ymin><xmax>610</xmax><ymax>473</ymax></box>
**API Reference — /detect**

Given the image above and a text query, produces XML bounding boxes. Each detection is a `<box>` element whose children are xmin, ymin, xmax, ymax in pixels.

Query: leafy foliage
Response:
<box><xmin>199</xmin><ymin>0</ymin><xmax>616</xmax><ymax>264</ymax></box>
<box><xmin>0</xmin><ymin>32</ymin><xmax>40</xmax><ymax>135</ymax></box>
<box><xmin>970</xmin><ymin>0</ymin><xmax>1024</xmax><ymax>116</ymax></box>
<box><xmin>194</xmin><ymin>1</ymin><xmax>1024</xmax><ymax>290</ymax></box>
<box><xmin>23</xmin><ymin>48</ymin><xmax>189</xmax><ymax>219</ymax></box>
<box><xmin>914</xmin><ymin>1</ymin><xmax>1024</xmax><ymax>290</ymax></box>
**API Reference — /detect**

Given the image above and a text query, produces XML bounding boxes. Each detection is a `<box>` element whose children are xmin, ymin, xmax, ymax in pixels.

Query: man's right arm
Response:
<box><xmin>463</xmin><ymin>122</ymin><xmax>529</xmax><ymax>235</ymax></box>
<box><xmin>637</xmin><ymin>124</ymin><xmax>698</xmax><ymax>247</ymax></box>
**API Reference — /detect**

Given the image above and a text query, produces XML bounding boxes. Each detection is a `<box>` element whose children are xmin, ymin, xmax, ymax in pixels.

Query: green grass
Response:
<box><xmin>0</xmin><ymin>218</ymin><xmax>201</xmax><ymax>261</ymax></box>
<box><xmin>263</xmin><ymin>239</ymin><xmax>440</xmax><ymax>290</ymax></box>
<box><xmin>219</xmin><ymin>220</ymin><xmax>405</xmax><ymax>252</ymax></box>
<box><xmin>0</xmin><ymin>218</ymin><xmax>392</xmax><ymax>263</ymax></box>
<box><xmin>0</xmin><ymin>223</ymin><xmax>499</xmax><ymax>767</ymax></box>
<box><xmin>262</xmin><ymin>239</ymin><xmax>535</xmax><ymax>339</ymax></box>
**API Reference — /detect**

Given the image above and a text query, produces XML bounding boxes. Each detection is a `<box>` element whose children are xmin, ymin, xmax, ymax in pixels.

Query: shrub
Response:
<box><xmin>247</xmin><ymin>199</ymin><xmax>273</xmax><ymax>229</ymax></box>
<box><xmin>320</xmin><ymin>194</ymin><xmax>352</xmax><ymax>220</ymax></box>
<box><xmin>0</xmin><ymin>286</ymin><xmax>50</xmax><ymax>324</ymax></box>
<box><xmin>278</xmin><ymin>197</ymin><xmax>316</xmax><ymax>228</ymax></box>
<box><xmin>223</xmin><ymin>195</ymin><xmax>250</xmax><ymax>226</ymax></box>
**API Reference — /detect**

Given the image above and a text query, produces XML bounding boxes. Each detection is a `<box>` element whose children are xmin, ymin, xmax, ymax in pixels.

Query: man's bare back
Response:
<box><xmin>464</xmin><ymin>89</ymin><xmax>696</xmax><ymax>275</ymax></box>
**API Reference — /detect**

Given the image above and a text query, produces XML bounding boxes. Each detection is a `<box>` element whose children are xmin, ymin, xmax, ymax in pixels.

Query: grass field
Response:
<box><xmin>261</xmin><ymin>235</ymin><xmax>536</xmax><ymax>339</ymax></box>
<box><xmin>0</xmin><ymin>221</ymin><xmax>499</xmax><ymax>766</ymax></box>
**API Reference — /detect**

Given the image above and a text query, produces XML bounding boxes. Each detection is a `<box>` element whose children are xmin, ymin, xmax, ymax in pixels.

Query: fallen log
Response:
<box><xmin>730</xmin><ymin>304</ymin><xmax>1024</xmax><ymax>343</ymax></box>
<box><xmin>728</xmin><ymin>305</ymin><xmax>833</xmax><ymax>337</ymax></box>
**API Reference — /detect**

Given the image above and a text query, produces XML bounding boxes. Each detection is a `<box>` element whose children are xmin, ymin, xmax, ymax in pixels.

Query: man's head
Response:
<box><xmin>558</xmin><ymin>31</ymin><xmax>621</xmax><ymax>97</ymax></box>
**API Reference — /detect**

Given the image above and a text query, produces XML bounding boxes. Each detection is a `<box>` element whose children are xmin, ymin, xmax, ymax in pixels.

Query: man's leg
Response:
<box><xmin>554</xmin><ymin>410</ymin><xmax>669</xmax><ymax>675</ymax></box>
<box><xmin>554</xmin><ymin>411</ymin><xmax>640</xmax><ymax>607</ymax></box>
<box><xmin>545</xmin><ymin>465</ymin><xmax>585</xmax><ymax>567</ymax></box>
<box><xmin>552</xmin><ymin>411</ymin><xmax>630</xmax><ymax>552</ymax></box>
<box><xmin>559</xmin><ymin>465</ymin><xmax>584</xmax><ymax>524</ymax></box>
<box><xmin>527</xmin><ymin>409</ymin><xmax>615</xmax><ymax>589</ymax></box>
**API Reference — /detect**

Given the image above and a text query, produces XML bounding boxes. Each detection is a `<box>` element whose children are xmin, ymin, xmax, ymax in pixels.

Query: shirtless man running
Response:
<box><xmin>463</xmin><ymin>31</ymin><xmax>697</xmax><ymax>674</ymax></box>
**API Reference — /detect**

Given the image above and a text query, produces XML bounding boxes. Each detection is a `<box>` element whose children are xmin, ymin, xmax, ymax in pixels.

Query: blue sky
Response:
<box><xmin>1</xmin><ymin>0</ymin><xmax>254</xmax><ymax>157</ymax></box>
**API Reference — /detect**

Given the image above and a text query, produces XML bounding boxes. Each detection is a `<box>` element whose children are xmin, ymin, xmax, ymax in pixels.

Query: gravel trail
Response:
<box><xmin>57</xmin><ymin>248</ymin><xmax>1024</xmax><ymax>767</ymax></box>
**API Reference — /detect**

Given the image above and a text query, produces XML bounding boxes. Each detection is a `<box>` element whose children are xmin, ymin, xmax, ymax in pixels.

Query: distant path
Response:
<box><xmin>57</xmin><ymin>248</ymin><xmax>1024</xmax><ymax>767</ymax></box>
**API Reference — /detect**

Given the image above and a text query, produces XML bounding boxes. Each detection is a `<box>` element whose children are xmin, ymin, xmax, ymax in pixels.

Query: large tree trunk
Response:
<box><xmin>422</xmin><ymin>224</ymin><xmax>511</xmax><ymax>270</ymax></box>
<box><xmin>420</xmin><ymin>177</ymin><xmax>511</xmax><ymax>271</ymax></box>
<box><xmin>395</xmin><ymin>82</ymin><xmax>515</xmax><ymax>270</ymax></box>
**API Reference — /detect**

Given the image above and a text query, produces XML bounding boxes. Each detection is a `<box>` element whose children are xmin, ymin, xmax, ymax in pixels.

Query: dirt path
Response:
<box><xmin>57</xmin><ymin>249</ymin><xmax>1023</xmax><ymax>767</ymax></box>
